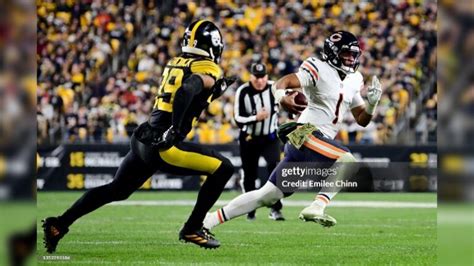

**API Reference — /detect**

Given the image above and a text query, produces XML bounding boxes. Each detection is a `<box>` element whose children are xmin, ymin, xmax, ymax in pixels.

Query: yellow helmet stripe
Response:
<box><xmin>189</xmin><ymin>20</ymin><xmax>207</xmax><ymax>47</ymax></box>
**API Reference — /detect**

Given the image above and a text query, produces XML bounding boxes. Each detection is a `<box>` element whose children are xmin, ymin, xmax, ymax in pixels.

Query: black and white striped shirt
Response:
<box><xmin>234</xmin><ymin>81</ymin><xmax>279</xmax><ymax>136</ymax></box>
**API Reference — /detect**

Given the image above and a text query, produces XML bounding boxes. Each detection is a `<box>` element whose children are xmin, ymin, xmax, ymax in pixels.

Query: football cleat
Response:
<box><xmin>298</xmin><ymin>205</ymin><xmax>337</xmax><ymax>227</ymax></box>
<box><xmin>42</xmin><ymin>217</ymin><xmax>69</xmax><ymax>253</ymax></box>
<box><xmin>268</xmin><ymin>209</ymin><xmax>285</xmax><ymax>221</ymax></box>
<box><xmin>179</xmin><ymin>227</ymin><xmax>220</xmax><ymax>249</ymax></box>
<box><xmin>246</xmin><ymin>213</ymin><xmax>256</xmax><ymax>221</ymax></box>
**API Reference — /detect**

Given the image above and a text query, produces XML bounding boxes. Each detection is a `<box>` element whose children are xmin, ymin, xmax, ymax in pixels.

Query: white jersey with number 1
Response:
<box><xmin>295</xmin><ymin>57</ymin><xmax>365</xmax><ymax>139</ymax></box>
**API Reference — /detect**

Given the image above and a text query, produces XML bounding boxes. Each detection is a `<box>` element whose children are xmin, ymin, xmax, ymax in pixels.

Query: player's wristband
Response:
<box><xmin>365</xmin><ymin>102</ymin><xmax>378</xmax><ymax>115</ymax></box>
<box><xmin>272</xmin><ymin>84</ymin><xmax>286</xmax><ymax>104</ymax></box>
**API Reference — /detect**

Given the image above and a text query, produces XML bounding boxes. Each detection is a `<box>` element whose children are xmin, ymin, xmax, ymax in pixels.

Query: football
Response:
<box><xmin>294</xmin><ymin>91</ymin><xmax>308</xmax><ymax>105</ymax></box>
<box><xmin>285</xmin><ymin>90</ymin><xmax>307</xmax><ymax>105</ymax></box>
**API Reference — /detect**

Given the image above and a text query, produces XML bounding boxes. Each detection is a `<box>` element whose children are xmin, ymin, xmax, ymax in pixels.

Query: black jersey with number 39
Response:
<box><xmin>148</xmin><ymin>56</ymin><xmax>223</xmax><ymax>135</ymax></box>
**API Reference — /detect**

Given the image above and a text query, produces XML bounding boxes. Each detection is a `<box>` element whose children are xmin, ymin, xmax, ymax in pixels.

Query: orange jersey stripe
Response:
<box><xmin>308</xmin><ymin>135</ymin><xmax>347</xmax><ymax>155</ymax></box>
<box><xmin>305</xmin><ymin>137</ymin><xmax>343</xmax><ymax>159</ymax></box>
<box><xmin>303</xmin><ymin>141</ymin><xmax>339</xmax><ymax>159</ymax></box>
<box><xmin>303</xmin><ymin>62</ymin><xmax>319</xmax><ymax>81</ymax></box>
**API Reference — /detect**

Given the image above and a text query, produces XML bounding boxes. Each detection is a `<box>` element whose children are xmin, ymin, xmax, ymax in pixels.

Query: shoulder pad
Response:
<box><xmin>190</xmin><ymin>59</ymin><xmax>223</xmax><ymax>80</ymax></box>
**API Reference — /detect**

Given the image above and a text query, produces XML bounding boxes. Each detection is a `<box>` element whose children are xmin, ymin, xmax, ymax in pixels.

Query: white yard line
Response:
<box><xmin>109</xmin><ymin>200</ymin><xmax>436</xmax><ymax>208</ymax></box>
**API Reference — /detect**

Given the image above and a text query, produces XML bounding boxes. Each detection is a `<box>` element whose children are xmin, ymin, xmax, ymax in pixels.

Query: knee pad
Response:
<box><xmin>335</xmin><ymin>152</ymin><xmax>360</xmax><ymax>175</ymax></box>
<box><xmin>257</xmin><ymin>182</ymin><xmax>284</xmax><ymax>206</ymax></box>
<box><xmin>337</xmin><ymin>152</ymin><xmax>357</xmax><ymax>163</ymax></box>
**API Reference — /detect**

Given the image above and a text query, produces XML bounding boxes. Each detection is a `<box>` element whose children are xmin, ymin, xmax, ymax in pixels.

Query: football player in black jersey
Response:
<box><xmin>42</xmin><ymin>20</ymin><xmax>235</xmax><ymax>251</ymax></box>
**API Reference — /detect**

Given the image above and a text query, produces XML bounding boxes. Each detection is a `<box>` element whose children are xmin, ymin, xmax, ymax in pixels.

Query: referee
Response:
<box><xmin>234</xmin><ymin>63</ymin><xmax>284</xmax><ymax>221</ymax></box>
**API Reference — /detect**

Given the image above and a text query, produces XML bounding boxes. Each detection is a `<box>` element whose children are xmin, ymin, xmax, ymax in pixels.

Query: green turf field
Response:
<box><xmin>37</xmin><ymin>192</ymin><xmax>437</xmax><ymax>265</ymax></box>
<box><xmin>0</xmin><ymin>202</ymin><xmax>36</xmax><ymax>266</ymax></box>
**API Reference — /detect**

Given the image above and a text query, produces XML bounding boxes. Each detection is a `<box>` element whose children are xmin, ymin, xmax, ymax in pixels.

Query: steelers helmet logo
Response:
<box><xmin>210</xmin><ymin>30</ymin><xmax>222</xmax><ymax>47</ymax></box>
<box><xmin>256</xmin><ymin>64</ymin><xmax>264</xmax><ymax>71</ymax></box>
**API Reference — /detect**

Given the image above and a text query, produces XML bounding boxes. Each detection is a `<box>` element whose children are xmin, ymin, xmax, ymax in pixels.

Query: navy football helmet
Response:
<box><xmin>322</xmin><ymin>31</ymin><xmax>361</xmax><ymax>74</ymax></box>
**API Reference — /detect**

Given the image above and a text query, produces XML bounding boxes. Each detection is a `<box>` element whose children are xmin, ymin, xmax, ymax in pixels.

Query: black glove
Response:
<box><xmin>152</xmin><ymin>126</ymin><xmax>183</xmax><ymax>150</ymax></box>
<box><xmin>211</xmin><ymin>77</ymin><xmax>236</xmax><ymax>100</ymax></box>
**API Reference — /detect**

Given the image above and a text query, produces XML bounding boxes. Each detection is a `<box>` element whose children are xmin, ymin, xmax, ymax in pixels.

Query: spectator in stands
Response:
<box><xmin>37</xmin><ymin>0</ymin><xmax>437</xmax><ymax>145</ymax></box>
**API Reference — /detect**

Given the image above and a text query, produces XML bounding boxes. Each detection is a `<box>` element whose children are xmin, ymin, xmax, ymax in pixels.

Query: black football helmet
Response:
<box><xmin>181</xmin><ymin>20</ymin><xmax>224</xmax><ymax>63</ymax></box>
<box><xmin>322</xmin><ymin>31</ymin><xmax>361</xmax><ymax>74</ymax></box>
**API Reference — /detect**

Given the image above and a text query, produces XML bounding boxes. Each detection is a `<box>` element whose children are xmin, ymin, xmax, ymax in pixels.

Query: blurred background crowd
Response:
<box><xmin>37</xmin><ymin>0</ymin><xmax>437</xmax><ymax>145</ymax></box>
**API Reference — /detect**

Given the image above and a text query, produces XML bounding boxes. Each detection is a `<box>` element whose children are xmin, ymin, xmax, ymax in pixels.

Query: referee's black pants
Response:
<box><xmin>239</xmin><ymin>132</ymin><xmax>283</xmax><ymax>216</ymax></box>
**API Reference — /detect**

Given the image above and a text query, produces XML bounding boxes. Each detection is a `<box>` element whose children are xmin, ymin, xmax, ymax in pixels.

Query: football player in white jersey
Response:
<box><xmin>203</xmin><ymin>31</ymin><xmax>383</xmax><ymax>234</ymax></box>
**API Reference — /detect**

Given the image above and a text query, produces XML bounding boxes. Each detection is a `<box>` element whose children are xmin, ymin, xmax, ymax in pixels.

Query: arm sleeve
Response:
<box><xmin>172</xmin><ymin>74</ymin><xmax>204</xmax><ymax>133</ymax></box>
<box><xmin>295</xmin><ymin>57</ymin><xmax>320</xmax><ymax>88</ymax></box>
<box><xmin>234</xmin><ymin>85</ymin><xmax>257</xmax><ymax>126</ymax></box>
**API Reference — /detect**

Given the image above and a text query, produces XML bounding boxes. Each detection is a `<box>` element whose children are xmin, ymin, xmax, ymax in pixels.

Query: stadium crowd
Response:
<box><xmin>37</xmin><ymin>0</ymin><xmax>437</xmax><ymax>145</ymax></box>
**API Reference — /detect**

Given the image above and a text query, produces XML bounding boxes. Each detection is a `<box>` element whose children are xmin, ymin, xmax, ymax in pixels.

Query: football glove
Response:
<box><xmin>366</xmin><ymin>75</ymin><xmax>382</xmax><ymax>115</ymax></box>
<box><xmin>367</xmin><ymin>75</ymin><xmax>382</xmax><ymax>106</ymax></box>
<box><xmin>211</xmin><ymin>77</ymin><xmax>236</xmax><ymax>100</ymax></box>
<box><xmin>152</xmin><ymin>126</ymin><xmax>182</xmax><ymax>150</ymax></box>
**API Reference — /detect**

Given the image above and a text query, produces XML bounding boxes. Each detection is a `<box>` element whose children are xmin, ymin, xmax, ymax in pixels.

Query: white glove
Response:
<box><xmin>366</xmin><ymin>75</ymin><xmax>382</xmax><ymax>115</ymax></box>
<box><xmin>271</xmin><ymin>83</ymin><xmax>286</xmax><ymax>104</ymax></box>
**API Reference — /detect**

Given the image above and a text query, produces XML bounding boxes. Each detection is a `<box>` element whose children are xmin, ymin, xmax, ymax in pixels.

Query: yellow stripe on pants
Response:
<box><xmin>159</xmin><ymin>146</ymin><xmax>222</xmax><ymax>174</ymax></box>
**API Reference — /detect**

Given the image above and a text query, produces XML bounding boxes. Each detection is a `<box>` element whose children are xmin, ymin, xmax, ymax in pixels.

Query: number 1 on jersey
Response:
<box><xmin>332</xmin><ymin>93</ymin><xmax>343</xmax><ymax>124</ymax></box>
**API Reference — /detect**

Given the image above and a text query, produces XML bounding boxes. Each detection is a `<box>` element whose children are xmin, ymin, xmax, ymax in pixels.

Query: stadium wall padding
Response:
<box><xmin>37</xmin><ymin>144</ymin><xmax>437</xmax><ymax>192</ymax></box>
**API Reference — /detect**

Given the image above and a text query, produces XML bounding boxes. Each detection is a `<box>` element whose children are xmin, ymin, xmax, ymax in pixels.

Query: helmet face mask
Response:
<box><xmin>323</xmin><ymin>31</ymin><xmax>361</xmax><ymax>74</ymax></box>
<box><xmin>181</xmin><ymin>20</ymin><xmax>224</xmax><ymax>63</ymax></box>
